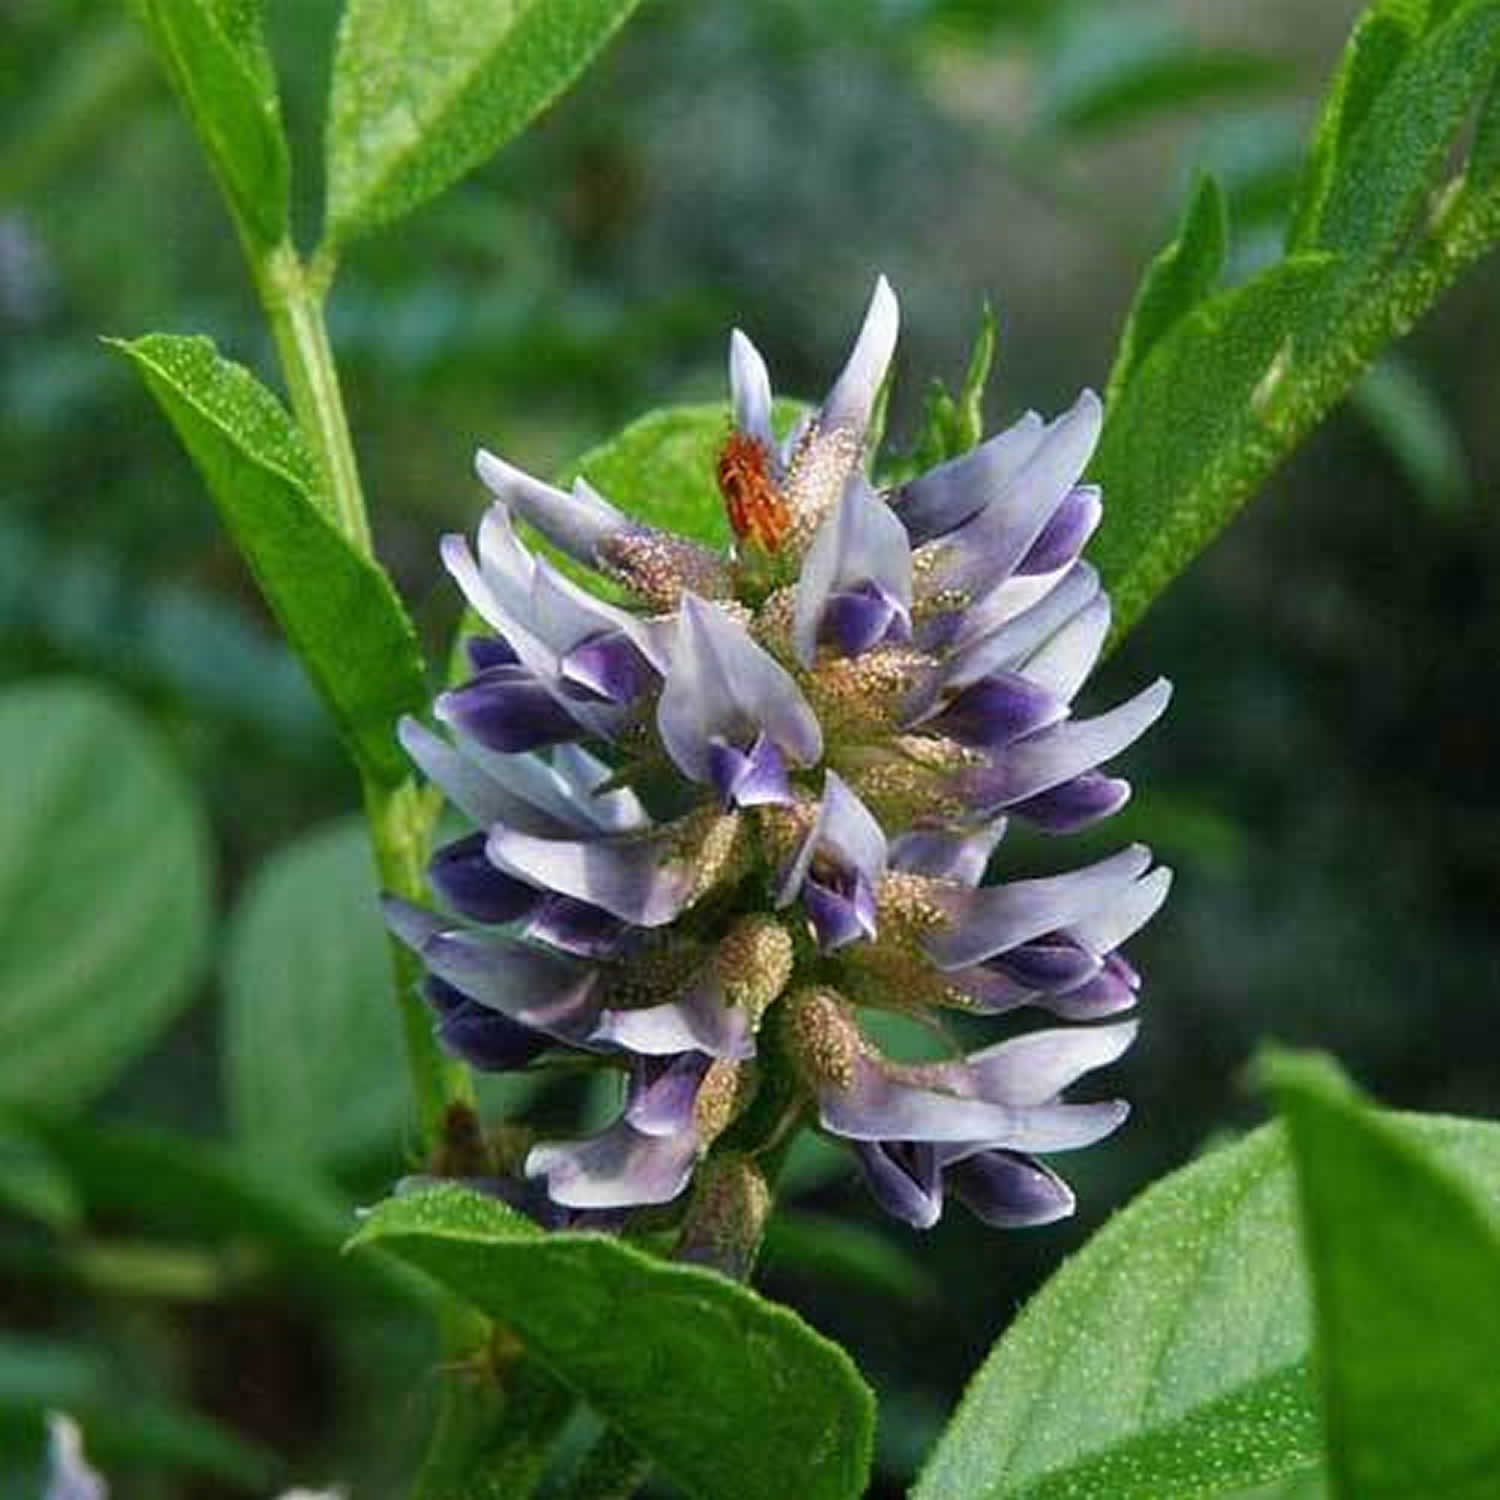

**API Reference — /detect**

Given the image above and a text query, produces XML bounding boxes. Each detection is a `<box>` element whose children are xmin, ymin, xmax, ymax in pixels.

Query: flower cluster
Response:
<box><xmin>386</xmin><ymin>278</ymin><xmax>1170</xmax><ymax>1236</ymax></box>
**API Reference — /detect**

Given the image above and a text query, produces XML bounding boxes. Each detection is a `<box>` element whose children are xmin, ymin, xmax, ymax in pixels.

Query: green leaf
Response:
<box><xmin>913</xmin><ymin>1111</ymin><xmax>1500</xmax><ymax>1500</ymax></box>
<box><xmin>224</xmin><ymin>819</ymin><xmax>406</xmax><ymax>1171</ymax></box>
<box><xmin>1096</xmin><ymin>2</ymin><xmax>1500</xmax><ymax>643</ymax></box>
<box><xmin>0</xmin><ymin>681</ymin><xmax>211</xmax><ymax>1114</ymax></box>
<box><xmin>1267</xmin><ymin>1054</ymin><xmax>1500</xmax><ymax>1500</ymax></box>
<box><xmin>113</xmin><ymin>334</ymin><xmax>425</xmax><ymax>784</ymax></box>
<box><xmin>133</xmin><ymin>0</ymin><xmax>289</xmax><ymax>247</ymax></box>
<box><xmin>1105</xmin><ymin>174</ymin><xmax>1227</xmax><ymax>406</ymax></box>
<box><xmin>1092</xmin><ymin>253</ymin><xmax>1341</xmax><ymax>637</ymax></box>
<box><xmin>1286</xmin><ymin>0</ymin><xmax>1424</xmax><ymax>250</ymax></box>
<box><xmin>1038</xmin><ymin>9</ymin><xmax>1286</xmax><ymax>137</ymax></box>
<box><xmin>532</xmin><ymin>398</ymin><xmax>805</xmax><ymax>597</ymax></box>
<box><xmin>1302</xmin><ymin>2</ymin><xmax>1500</xmax><ymax>278</ymax></box>
<box><xmin>561</xmin><ymin>401</ymin><xmax>814</xmax><ymax>550</ymax></box>
<box><xmin>891</xmin><ymin>306</ymin><xmax>998</xmax><ymax>482</ymax></box>
<box><xmin>352</xmin><ymin>1184</ymin><xmax>875</xmax><ymax>1500</ymax></box>
<box><xmin>324</xmin><ymin>0</ymin><xmax>641</xmax><ymax>248</ymax></box>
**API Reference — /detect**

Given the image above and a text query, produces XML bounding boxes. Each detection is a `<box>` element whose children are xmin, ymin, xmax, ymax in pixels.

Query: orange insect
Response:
<box><xmin>717</xmin><ymin>431</ymin><xmax>792</xmax><ymax>553</ymax></box>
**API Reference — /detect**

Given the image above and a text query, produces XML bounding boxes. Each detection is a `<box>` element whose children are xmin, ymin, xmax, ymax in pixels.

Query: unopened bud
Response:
<box><xmin>779</xmin><ymin>986</ymin><xmax>862</xmax><ymax>1091</ymax></box>
<box><xmin>715</xmin><ymin>915</ymin><xmax>795</xmax><ymax>1024</ymax></box>
<box><xmin>692</xmin><ymin>1059</ymin><xmax>758</xmax><ymax>1144</ymax></box>
<box><xmin>676</xmin><ymin>1152</ymin><xmax>773</xmax><ymax>1281</ymax></box>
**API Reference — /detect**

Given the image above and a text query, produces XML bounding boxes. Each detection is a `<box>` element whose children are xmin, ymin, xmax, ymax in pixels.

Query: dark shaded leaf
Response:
<box><xmin>0</xmin><ymin>680</ymin><xmax>211</xmax><ymax>1113</ymax></box>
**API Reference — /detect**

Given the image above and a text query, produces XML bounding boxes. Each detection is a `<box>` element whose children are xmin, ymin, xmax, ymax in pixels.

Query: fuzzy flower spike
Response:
<box><xmin>388</xmin><ymin>276</ymin><xmax>1171</xmax><ymax>1238</ymax></box>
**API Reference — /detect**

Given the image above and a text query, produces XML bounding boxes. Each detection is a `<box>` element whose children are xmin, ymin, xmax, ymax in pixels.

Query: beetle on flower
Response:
<box><xmin>385</xmin><ymin>277</ymin><xmax>1171</xmax><ymax>1243</ymax></box>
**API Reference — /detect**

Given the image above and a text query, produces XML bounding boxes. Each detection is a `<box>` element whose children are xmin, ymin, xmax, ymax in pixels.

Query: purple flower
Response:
<box><xmin>387</xmin><ymin>278</ymin><xmax>1169</xmax><ymax>1232</ymax></box>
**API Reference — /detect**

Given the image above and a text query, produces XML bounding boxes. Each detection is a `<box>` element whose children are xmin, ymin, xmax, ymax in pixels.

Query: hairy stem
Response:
<box><xmin>252</xmin><ymin>237</ymin><xmax>473</xmax><ymax>1148</ymax></box>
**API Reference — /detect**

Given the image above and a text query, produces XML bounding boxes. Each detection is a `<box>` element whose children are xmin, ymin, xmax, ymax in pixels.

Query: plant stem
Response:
<box><xmin>252</xmin><ymin>236</ymin><xmax>473</xmax><ymax>1149</ymax></box>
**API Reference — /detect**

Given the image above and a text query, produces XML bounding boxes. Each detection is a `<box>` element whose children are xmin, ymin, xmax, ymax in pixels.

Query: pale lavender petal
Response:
<box><xmin>382</xmin><ymin>895</ymin><xmax>448</xmax><ymax>953</ymax></box>
<box><xmin>527</xmin><ymin>1121</ymin><xmax>699</xmax><ymax>1209</ymax></box>
<box><xmin>821</xmin><ymin>1053</ymin><xmax>1128</xmax><ymax>1149</ymax></box>
<box><xmin>474</xmin><ymin>502</ymin><xmax>536</xmax><ymax>614</ymax></box>
<box><xmin>1044</xmin><ymin>954</ymin><xmax>1141</xmax><ymax>1019</ymax></box>
<box><xmin>924</xmin><ymin>391</ymin><xmax>1103</xmax><ymax>601</ymax></box>
<box><xmin>476</xmin><ymin>449</ymin><xmax>626</xmax><ymax>565</ymax></box>
<box><xmin>1016</xmin><ymin>485</ymin><xmax>1101</xmax><ymax>576</ymax></box>
<box><xmin>793</xmin><ymin>476</ymin><xmax>912</xmax><ymax>666</ymax></box>
<box><xmin>804</xmin><ymin>874</ymin><xmax>877</xmax><ymax>950</ymax></box>
<box><xmin>487</xmin><ymin>823</ymin><xmax>700</xmax><ymax>927</ymax></box>
<box><xmin>853</xmin><ymin>1140</ymin><xmax>943</xmax><ymax>1229</ymax></box>
<box><xmin>777</xmin><ymin>770</ymin><xmax>888</xmax><ymax>907</ymax></box>
<box><xmin>626</xmin><ymin>1053</ymin><xmax>713</xmax><ymax>1136</ymax></box>
<box><xmin>594</xmin><ymin>972</ymin><xmax>755</xmax><ymax>1060</ymax></box>
<box><xmin>550</xmin><ymin>744</ymin><xmax>650</xmax><ymax>833</ymax></box>
<box><xmin>399</xmin><ymin>717</ymin><xmax>565</xmax><ymax>834</ymax></box>
<box><xmin>420</xmin><ymin>928</ymin><xmax>605</xmax><ymax>1042</ymax></box>
<box><xmin>1012</xmin><ymin>773</ymin><xmax>1131</xmax><ymax>833</ymax></box>
<box><xmin>962</xmin><ymin>678</ymin><xmax>1172</xmax><ymax>811</ymax></box>
<box><xmin>925</xmin><ymin>845</ymin><xmax>1153</xmax><ymax>970</ymax></box>
<box><xmin>657</xmin><ymin>594</ymin><xmax>822</xmax><ymax>782</ymax></box>
<box><xmin>888</xmin><ymin>819</ymin><xmax>1006</xmax><ymax>887</ymax></box>
<box><xmin>951</xmin><ymin>561</ymin><xmax>1102</xmax><ymax>671</ymax></box>
<box><xmin>45</xmin><ymin>1415</ymin><xmax>107</xmax><ymax>1500</ymax></box>
<box><xmin>948</xmin><ymin>1151</ymin><xmax>1076</xmax><ymax>1227</ymax></box>
<box><xmin>892</xmin><ymin>410</ymin><xmax>1045</xmax><ymax>544</ymax></box>
<box><xmin>730</xmin><ymin>328</ymin><xmax>776</xmax><ymax>452</ymax></box>
<box><xmin>1021</xmin><ymin>592</ymin><xmax>1111</xmax><ymax>701</ymax></box>
<box><xmin>1069</xmin><ymin>865</ymin><xmax>1173</xmax><ymax>953</ymax></box>
<box><xmin>528</xmin><ymin>556</ymin><xmax>671</xmax><ymax>674</ymax></box>
<box><xmin>448</xmin><ymin>732</ymin><xmax>645</xmax><ymax>837</ymax></box>
<box><xmin>819</xmin><ymin>275</ymin><xmax>899</xmax><ymax>440</ymax></box>
<box><xmin>930</xmin><ymin>1020</ymin><xmax>1138</xmax><ymax>1108</ymax></box>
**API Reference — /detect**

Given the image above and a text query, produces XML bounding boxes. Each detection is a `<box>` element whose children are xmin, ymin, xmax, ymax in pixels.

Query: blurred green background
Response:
<box><xmin>3</xmin><ymin>0</ymin><xmax>1499</xmax><ymax>1494</ymax></box>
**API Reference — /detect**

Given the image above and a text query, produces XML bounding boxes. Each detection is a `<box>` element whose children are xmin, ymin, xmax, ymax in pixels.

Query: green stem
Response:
<box><xmin>255</xmin><ymin>241</ymin><xmax>371</xmax><ymax>553</ymax></box>
<box><xmin>250</xmin><ymin>236</ymin><xmax>472</xmax><ymax>1149</ymax></box>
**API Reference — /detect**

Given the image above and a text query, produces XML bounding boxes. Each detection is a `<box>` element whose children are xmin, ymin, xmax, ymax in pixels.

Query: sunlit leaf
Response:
<box><xmin>0</xmin><ymin>680</ymin><xmax>211</xmax><ymax>1113</ymax></box>
<box><xmin>914</xmin><ymin>1111</ymin><xmax>1500</xmax><ymax>1500</ymax></box>
<box><xmin>353</xmin><ymin>1184</ymin><xmax>875</xmax><ymax>1500</ymax></box>
<box><xmin>325</xmin><ymin>0</ymin><xmax>641</xmax><ymax>247</ymax></box>
<box><xmin>132</xmin><ymin>0</ymin><xmax>290</xmax><ymax>247</ymax></box>
<box><xmin>1105</xmin><ymin>174</ymin><xmax>1227</xmax><ymax>405</ymax></box>
<box><xmin>1267</xmin><ymin>1054</ymin><xmax>1500</xmax><ymax>1500</ymax></box>
<box><xmin>113</xmin><ymin>334</ymin><xmax>425</xmax><ymax>783</ymax></box>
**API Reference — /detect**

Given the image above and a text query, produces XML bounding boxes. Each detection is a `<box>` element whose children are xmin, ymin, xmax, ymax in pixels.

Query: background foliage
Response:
<box><xmin>2</xmin><ymin>0</ymin><xmax>1500</xmax><ymax>1495</ymax></box>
